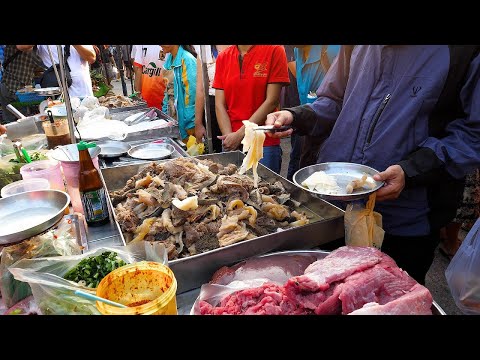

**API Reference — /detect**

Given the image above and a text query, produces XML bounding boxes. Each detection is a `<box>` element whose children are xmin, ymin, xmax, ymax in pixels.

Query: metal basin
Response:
<box><xmin>0</xmin><ymin>190</ymin><xmax>70</xmax><ymax>245</ymax></box>
<box><xmin>97</xmin><ymin>141</ymin><xmax>131</xmax><ymax>158</ymax></box>
<box><xmin>127</xmin><ymin>143</ymin><xmax>175</xmax><ymax>160</ymax></box>
<box><xmin>188</xmin><ymin>250</ymin><xmax>447</xmax><ymax>315</ymax></box>
<box><xmin>293</xmin><ymin>162</ymin><xmax>384</xmax><ymax>201</ymax></box>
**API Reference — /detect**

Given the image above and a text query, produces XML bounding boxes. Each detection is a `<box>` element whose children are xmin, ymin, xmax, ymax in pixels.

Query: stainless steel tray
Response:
<box><xmin>109</xmin><ymin>103</ymin><xmax>148</xmax><ymax>114</ymax></box>
<box><xmin>181</xmin><ymin>249</ymin><xmax>447</xmax><ymax>315</ymax></box>
<box><xmin>108</xmin><ymin>107</ymin><xmax>180</xmax><ymax>142</ymax></box>
<box><xmin>128</xmin><ymin>143</ymin><xmax>175</xmax><ymax>160</ymax></box>
<box><xmin>100</xmin><ymin>151</ymin><xmax>345</xmax><ymax>293</ymax></box>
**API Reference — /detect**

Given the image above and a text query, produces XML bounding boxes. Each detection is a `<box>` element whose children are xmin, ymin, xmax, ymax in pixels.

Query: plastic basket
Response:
<box><xmin>15</xmin><ymin>91</ymin><xmax>44</xmax><ymax>103</ymax></box>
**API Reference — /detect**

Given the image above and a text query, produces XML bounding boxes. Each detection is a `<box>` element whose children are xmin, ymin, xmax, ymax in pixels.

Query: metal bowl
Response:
<box><xmin>293</xmin><ymin>162</ymin><xmax>384</xmax><ymax>201</ymax></box>
<box><xmin>189</xmin><ymin>249</ymin><xmax>446</xmax><ymax>315</ymax></box>
<box><xmin>0</xmin><ymin>190</ymin><xmax>70</xmax><ymax>245</ymax></box>
<box><xmin>98</xmin><ymin>141</ymin><xmax>131</xmax><ymax>158</ymax></box>
<box><xmin>50</xmin><ymin>144</ymin><xmax>101</xmax><ymax>163</ymax></box>
<box><xmin>128</xmin><ymin>143</ymin><xmax>175</xmax><ymax>160</ymax></box>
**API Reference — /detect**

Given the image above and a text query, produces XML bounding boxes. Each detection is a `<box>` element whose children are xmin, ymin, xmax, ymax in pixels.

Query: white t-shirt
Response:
<box><xmin>130</xmin><ymin>45</ymin><xmax>141</xmax><ymax>61</ymax></box>
<box><xmin>133</xmin><ymin>45</ymin><xmax>166</xmax><ymax>108</ymax></box>
<box><xmin>37</xmin><ymin>45</ymin><xmax>94</xmax><ymax>97</ymax></box>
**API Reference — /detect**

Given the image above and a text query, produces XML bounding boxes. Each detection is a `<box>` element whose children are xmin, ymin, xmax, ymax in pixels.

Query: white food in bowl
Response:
<box><xmin>301</xmin><ymin>171</ymin><xmax>342</xmax><ymax>194</ymax></box>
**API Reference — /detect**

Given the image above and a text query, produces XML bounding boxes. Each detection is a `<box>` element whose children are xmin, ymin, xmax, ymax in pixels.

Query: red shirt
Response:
<box><xmin>213</xmin><ymin>45</ymin><xmax>290</xmax><ymax>147</ymax></box>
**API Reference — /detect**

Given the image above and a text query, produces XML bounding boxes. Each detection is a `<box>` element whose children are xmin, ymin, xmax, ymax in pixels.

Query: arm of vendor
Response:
<box><xmin>0</xmin><ymin>124</ymin><xmax>6</xmax><ymax>135</ymax></box>
<box><xmin>17</xmin><ymin>45</ymin><xmax>96</xmax><ymax>64</ymax></box>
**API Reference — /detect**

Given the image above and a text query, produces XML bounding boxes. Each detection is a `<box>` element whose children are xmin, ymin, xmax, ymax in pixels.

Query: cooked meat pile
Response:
<box><xmin>199</xmin><ymin>246</ymin><xmax>433</xmax><ymax>315</ymax></box>
<box><xmin>110</xmin><ymin>158</ymin><xmax>309</xmax><ymax>260</ymax></box>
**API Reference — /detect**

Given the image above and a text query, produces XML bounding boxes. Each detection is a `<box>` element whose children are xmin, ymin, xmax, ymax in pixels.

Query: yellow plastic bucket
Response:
<box><xmin>95</xmin><ymin>261</ymin><xmax>177</xmax><ymax>315</ymax></box>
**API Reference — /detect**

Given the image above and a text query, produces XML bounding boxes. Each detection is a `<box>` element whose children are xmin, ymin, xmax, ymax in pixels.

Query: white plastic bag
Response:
<box><xmin>445</xmin><ymin>218</ymin><xmax>480</xmax><ymax>315</ymax></box>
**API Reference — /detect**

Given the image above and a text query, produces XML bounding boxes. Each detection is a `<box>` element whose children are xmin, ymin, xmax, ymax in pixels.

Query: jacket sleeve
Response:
<box><xmin>399</xmin><ymin>53</ymin><xmax>480</xmax><ymax>187</ymax></box>
<box><xmin>181</xmin><ymin>56</ymin><xmax>197</xmax><ymax>124</ymax></box>
<box><xmin>284</xmin><ymin>45</ymin><xmax>352</xmax><ymax>137</ymax></box>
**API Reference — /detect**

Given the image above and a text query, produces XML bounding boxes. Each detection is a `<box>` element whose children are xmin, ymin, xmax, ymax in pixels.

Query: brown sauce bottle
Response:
<box><xmin>78</xmin><ymin>141</ymin><xmax>109</xmax><ymax>226</ymax></box>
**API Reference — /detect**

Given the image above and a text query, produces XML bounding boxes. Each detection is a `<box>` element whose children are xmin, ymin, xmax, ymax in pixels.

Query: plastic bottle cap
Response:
<box><xmin>77</xmin><ymin>141</ymin><xmax>97</xmax><ymax>151</ymax></box>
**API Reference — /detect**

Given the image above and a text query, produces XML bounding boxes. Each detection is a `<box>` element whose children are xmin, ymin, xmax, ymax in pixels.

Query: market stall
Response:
<box><xmin>0</xmin><ymin>45</ymin><xmax>456</xmax><ymax>316</ymax></box>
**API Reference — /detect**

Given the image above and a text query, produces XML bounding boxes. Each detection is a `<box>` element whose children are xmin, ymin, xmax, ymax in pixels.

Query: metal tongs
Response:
<box><xmin>127</xmin><ymin>108</ymin><xmax>158</xmax><ymax>126</ymax></box>
<box><xmin>254</xmin><ymin>125</ymin><xmax>292</xmax><ymax>132</ymax></box>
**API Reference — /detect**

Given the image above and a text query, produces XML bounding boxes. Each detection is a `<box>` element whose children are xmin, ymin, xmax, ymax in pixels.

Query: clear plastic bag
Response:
<box><xmin>0</xmin><ymin>217</ymin><xmax>82</xmax><ymax>308</ymax></box>
<box><xmin>8</xmin><ymin>242</ymin><xmax>167</xmax><ymax>315</ymax></box>
<box><xmin>344</xmin><ymin>193</ymin><xmax>385</xmax><ymax>249</ymax></box>
<box><xmin>445</xmin><ymin>218</ymin><xmax>480</xmax><ymax>315</ymax></box>
<box><xmin>186</xmin><ymin>135</ymin><xmax>205</xmax><ymax>156</ymax></box>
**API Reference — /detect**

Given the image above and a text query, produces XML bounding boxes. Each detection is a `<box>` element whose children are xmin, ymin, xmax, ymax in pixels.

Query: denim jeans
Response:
<box><xmin>286</xmin><ymin>133</ymin><xmax>303</xmax><ymax>181</ymax></box>
<box><xmin>260</xmin><ymin>145</ymin><xmax>282</xmax><ymax>174</ymax></box>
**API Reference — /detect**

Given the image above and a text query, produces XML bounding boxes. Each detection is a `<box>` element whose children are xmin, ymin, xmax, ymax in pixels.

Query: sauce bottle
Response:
<box><xmin>78</xmin><ymin>141</ymin><xmax>109</xmax><ymax>226</ymax></box>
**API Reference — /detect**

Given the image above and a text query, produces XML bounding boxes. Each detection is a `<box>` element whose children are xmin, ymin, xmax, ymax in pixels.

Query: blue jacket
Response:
<box><xmin>162</xmin><ymin>46</ymin><xmax>197</xmax><ymax>140</ymax></box>
<box><xmin>288</xmin><ymin>45</ymin><xmax>480</xmax><ymax>236</ymax></box>
<box><xmin>294</xmin><ymin>45</ymin><xmax>340</xmax><ymax>105</ymax></box>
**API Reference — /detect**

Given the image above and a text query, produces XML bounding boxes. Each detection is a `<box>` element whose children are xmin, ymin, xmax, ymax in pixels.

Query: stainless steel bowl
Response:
<box><xmin>128</xmin><ymin>143</ymin><xmax>175</xmax><ymax>160</ymax></box>
<box><xmin>0</xmin><ymin>190</ymin><xmax>70</xmax><ymax>245</ymax></box>
<box><xmin>98</xmin><ymin>141</ymin><xmax>131</xmax><ymax>158</ymax></box>
<box><xmin>293</xmin><ymin>162</ymin><xmax>384</xmax><ymax>201</ymax></box>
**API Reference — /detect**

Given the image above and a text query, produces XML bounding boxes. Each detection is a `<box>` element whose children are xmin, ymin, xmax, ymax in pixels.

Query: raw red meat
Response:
<box><xmin>284</xmin><ymin>246</ymin><xmax>383</xmax><ymax>309</ymax></box>
<box><xmin>339</xmin><ymin>265</ymin><xmax>417</xmax><ymax>314</ymax></box>
<box><xmin>199</xmin><ymin>246</ymin><xmax>433</xmax><ymax>315</ymax></box>
<box><xmin>348</xmin><ymin>284</ymin><xmax>433</xmax><ymax>315</ymax></box>
<box><xmin>199</xmin><ymin>283</ymin><xmax>311</xmax><ymax>315</ymax></box>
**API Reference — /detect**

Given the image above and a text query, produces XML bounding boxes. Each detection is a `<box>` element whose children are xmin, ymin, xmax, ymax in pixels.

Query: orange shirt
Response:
<box><xmin>133</xmin><ymin>45</ymin><xmax>166</xmax><ymax>109</ymax></box>
<box><xmin>213</xmin><ymin>45</ymin><xmax>290</xmax><ymax>147</ymax></box>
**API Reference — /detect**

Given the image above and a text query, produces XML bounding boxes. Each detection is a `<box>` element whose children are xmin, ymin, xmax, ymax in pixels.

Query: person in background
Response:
<box><xmin>160</xmin><ymin>45</ymin><xmax>197</xmax><ymax>142</ymax></box>
<box><xmin>0</xmin><ymin>45</ymin><xmax>44</xmax><ymax>124</ymax></box>
<box><xmin>18</xmin><ymin>45</ymin><xmax>96</xmax><ymax>98</ymax></box>
<box><xmin>293</xmin><ymin>45</ymin><xmax>340</xmax><ymax>174</ymax></box>
<box><xmin>121</xmin><ymin>45</ymin><xmax>133</xmax><ymax>80</ymax></box>
<box><xmin>194</xmin><ymin>45</ymin><xmax>231</xmax><ymax>153</ymax></box>
<box><xmin>0</xmin><ymin>45</ymin><xmax>5</xmax><ymax>82</ymax></box>
<box><xmin>133</xmin><ymin>45</ymin><xmax>166</xmax><ymax>109</ymax></box>
<box><xmin>281</xmin><ymin>45</ymin><xmax>301</xmax><ymax>181</ymax></box>
<box><xmin>213</xmin><ymin>45</ymin><xmax>290</xmax><ymax>174</ymax></box>
<box><xmin>440</xmin><ymin>169</ymin><xmax>480</xmax><ymax>259</ymax></box>
<box><xmin>100</xmin><ymin>45</ymin><xmax>115</xmax><ymax>86</ymax></box>
<box><xmin>265</xmin><ymin>45</ymin><xmax>480</xmax><ymax>284</ymax></box>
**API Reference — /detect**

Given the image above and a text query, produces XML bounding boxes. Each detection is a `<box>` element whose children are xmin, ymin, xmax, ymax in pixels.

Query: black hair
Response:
<box><xmin>181</xmin><ymin>45</ymin><xmax>197</xmax><ymax>58</ymax></box>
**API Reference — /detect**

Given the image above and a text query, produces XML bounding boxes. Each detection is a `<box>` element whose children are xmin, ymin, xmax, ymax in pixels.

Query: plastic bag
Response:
<box><xmin>3</xmin><ymin>295</ymin><xmax>41</xmax><ymax>315</ymax></box>
<box><xmin>186</xmin><ymin>135</ymin><xmax>205</xmax><ymax>156</ymax></box>
<box><xmin>344</xmin><ymin>193</ymin><xmax>385</xmax><ymax>249</ymax></box>
<box><xmin>8</xmin><ymin>242</ymin><xmax>167</xmax><ymax>315</ymax></box>
<box><xmin>0</xmin><ymin>217</ymin><xmax>82</xmax><ymax>308</ymax></box>
<box><xmin>445</xmin><ymin>218</ymin><xmax>480</xmax><ymax>315</ymax></box>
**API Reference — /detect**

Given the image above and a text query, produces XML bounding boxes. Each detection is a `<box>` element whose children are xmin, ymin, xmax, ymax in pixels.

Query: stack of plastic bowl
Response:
<box><xmin>20</xmin><ymin>160</ymin><xmax>65</xmax><ymax>192</ymax></box>
<box><xmin>1</xmin><ymin>178</ymin><xmax>50</xmax><ymax>198</ymax></box>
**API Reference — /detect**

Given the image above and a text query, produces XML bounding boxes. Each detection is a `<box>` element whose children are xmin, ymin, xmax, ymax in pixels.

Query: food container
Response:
<box><xmin>42</xmin><ymin>107</ymin><xmax>70</xmax><ymax>149</ymax></box>
<box><xmin>100</xmin><ymin>151</ymin><xmax>345</xmax><ymax>293</ymax></box>
<box><xmin>1</xmin><ymin>178</ymin><xmax>50</xmax><ymax>198</ymax></box>
<box><xmin>20</xmin><ymin>160</ymin><xmax>65</xmax><ymax>192</ymax></box>
<box><xmin>95</xmin><ymin>261</ymin><xmax>177</xmax><ymax>315</ymax></box>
